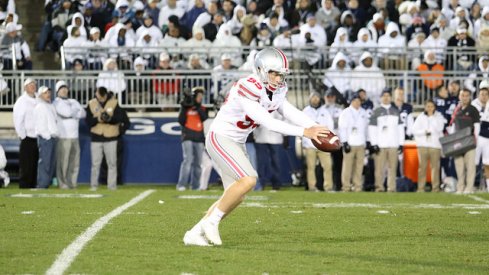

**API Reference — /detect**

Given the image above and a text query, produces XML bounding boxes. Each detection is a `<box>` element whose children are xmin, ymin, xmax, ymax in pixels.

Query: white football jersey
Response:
<box><xmin>210</xmin><ymin>74</ymin><xmax>290</xmax><ymax>143</ymax></box>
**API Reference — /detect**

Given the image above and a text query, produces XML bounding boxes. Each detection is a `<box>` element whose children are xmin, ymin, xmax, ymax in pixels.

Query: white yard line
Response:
<box><xmin>467</xmin><ymin>195</ymin><xmax>489</xmax><ymax>204</ymax></box>
<box><xmin>45</xmin><ymin>189</ymin><xmax>155</xmax><ymax>275</ymax></box>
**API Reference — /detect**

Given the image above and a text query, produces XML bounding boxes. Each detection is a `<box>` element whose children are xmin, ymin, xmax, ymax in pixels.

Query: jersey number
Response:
<box><xmin>246</xmin><ymin>77</ymin><xmax>262</xmax><ymax>90</ymax></box>
<box><xmin>237</xmin><ymin>115</ymin><xmax>258</xmax><ymax>129</ymax></box>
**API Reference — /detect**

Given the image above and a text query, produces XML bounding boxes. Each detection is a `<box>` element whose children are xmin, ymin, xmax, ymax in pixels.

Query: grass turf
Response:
<box><xmin>1</xmin><ymin>186</ymin><xmax>488</xmax><ymax>274</ymax></box>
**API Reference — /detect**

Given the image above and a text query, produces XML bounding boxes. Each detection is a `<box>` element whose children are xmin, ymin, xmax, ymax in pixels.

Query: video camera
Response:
<box><xmin>180</xmin><ymin>86</ymin><xmax>205</xmax><ymax>108</ymax></box>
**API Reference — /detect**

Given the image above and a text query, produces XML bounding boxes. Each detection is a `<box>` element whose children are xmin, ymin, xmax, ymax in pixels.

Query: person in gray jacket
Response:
<box><xmin>369</xmin><ymin>89</ymin><xmax>405</xmax><ymax>192</ymax></box>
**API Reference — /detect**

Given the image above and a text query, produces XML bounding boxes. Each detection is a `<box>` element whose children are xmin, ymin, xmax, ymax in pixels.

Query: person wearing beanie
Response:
<box><xmin>338</xmin><ymin>92</ymin><xmax>368</xmax><ymax>192</ymax></box>
<box><xmin>33</xmin><ymin>86</ymin><xmax>58</xmax><ymax>189</ymax></box>
<box><xmin>13</xmin><ymin>78</ymin><xmax>38</xmax><ymax>188</ymax></box>
<box><xmin>53</xmin><ymin>81</ymin><xmax>86</xmax><ymax>189</ymax></box>
<box><xmin>368</xmin><ymin>89</ymin><xmax>405</xmax><ymax>192</ymax></box>
<box><xmin>417</xmin><ymin>50</ymin><xmax>445</xmax><ymax>97</ymax></box>
<box><xmin>302</xmin><ymin>92</ymin><xmax>334</xmax><ymax>192</ymax></box>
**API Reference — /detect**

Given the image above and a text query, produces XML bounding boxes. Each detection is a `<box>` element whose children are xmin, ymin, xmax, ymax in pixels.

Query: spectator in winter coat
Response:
<box><xmin>1</xmin><ymin>22</ymin><xmax>32</xmax><ymax>70</ymax></box>
<box><xmin>212</xmin><ymin>24</ymin><xmax>242</xmax><ymax>67</ymax></box>
<box><xmin>417</xmin><ymin>50</ymin><xmax>445</xmax><ymax>98</ymax></box>
<box><xmin>329</xmin><ymin>27</ymin><xmax>352</xmax><ymax>60</ymax></box>
<box><xmin>288</xmin><ymin>0</ymin><xmax>314</xmax><ymax>28</ymax></box>
<box><xmin>369</xmin><ymin>89</ymin><xmax>405</xmax><ymax>192</ymax></box>
<box><xmin>302</xmin><ymin>92</ymin><xmax>334</xmax><ymax>191</ymax></box>
<box><xmin>447</xmin><ymin>27</ymin><xmax>476</xmax><ymax>71</ymax></box>
<box><xmin>158</xmin><ymin>0</ymin><xmax>184</xmax><ymax>29</ymax></box>
<box><xmin>183</xmin><ymin>26</ymin><xmax>212</xmax><ymax>60</ymax></box>
<box><xmin>474</xmin><ymin>7</ymin><xmax>489</xmax><ymax>40</ymax></box>
<box><xmin>352</xmin><ymin>27</ymin><xmax>377</xmax><ymax>66</ymax></box>
<box><xmin>350</xmin><ymin>51</ymin><xmax>386</xmax><ymax>105</ymax></box>
<box><xmin>34</xmin><ymin>86</ymin><xmax>59</xmax><ymax>189</ymax></box>
<box><xmin>323</xmin><ymin>52</ymin><xmax>351</xmax><ymax>96</ymax></box>
<box><xmin>421</xmin><ymin>25</ymin><xmax>447</xmax><ymax>65</ymax></box>
<box><xmin>96</xmin><ymin>58</ymin><xmax>126</xmax><ymax>100</ymax></box>
<box><xmin>378</xmin><ymin>22</ymin><xmax>406</xmax><ymax>70</ymax></box>
<box><xmin>299</xmin><ymin>14</ymin><xmax>327</xmax><ymax>47</ymax></box>
<box><xmin>226</xmin><ymin>5</ymin><xmax>246</xmax><ymax>35</ymax></box>
<box><xmin>366</xmin><ymin>12</ymin><xmax>385</xmax><ymax>42</ymax></box>
<box><xmin>136</xmin><ymin>12</ymin><xmax>162</xmax><ymax>41</ymax></box>
<box><xmin>338</xmin><ymin>92</ymin><xmax>368</xmax><ymax>192</ymax></box>
<box><xmin>465</xmin><ymin>56</ymin><xmax>489</xmax><ymax>93</ymax></box>
<box><xmin>67</xmin><ymin>12</ymin><xmax>88</xmax><ymax>40</ymax></box>
<box><xmin>315</xmin><ymin>0</ymin><xmax>340</xmax><ymax>35</ymax></box>
<box><xmin>180</xmin><ymin>0</ymin><xmax>206</xmax><ymax>31</ymax></box>
<box><xmin>412</xmin><ymin>100</ymin><xmax>445</xmax><ymax>192</ymax></box>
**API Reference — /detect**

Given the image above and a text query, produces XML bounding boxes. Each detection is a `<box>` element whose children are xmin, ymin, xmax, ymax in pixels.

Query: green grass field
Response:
<box><xmin>1</xmin><ymin>185</ymin><xmax>489</xmax><ymax>274</ymax></box>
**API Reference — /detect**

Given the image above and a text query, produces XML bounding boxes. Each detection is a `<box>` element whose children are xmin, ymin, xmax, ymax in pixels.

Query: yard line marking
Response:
<box><xmin>9</xmin><ymin>193</ymin><xmax>104</xmax><ymax>198</ymax></box>
<box><xmin>467</xmin><ymin>195</ymin><xmax>489</xmax><ymax>204</ymax></box>
<box><xmin>45</xmin><ymin>189</ymin><xmax>155</xmax><ymax>275</ymax></box>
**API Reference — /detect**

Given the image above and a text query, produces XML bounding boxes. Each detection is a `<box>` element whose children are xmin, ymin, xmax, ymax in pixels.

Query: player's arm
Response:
<box><xmin>278</xmin><ymin>100</ymin><xmax>318</xmax><ymax>128</ymax></box>
<box><xmin>239</xmin><ymin>97</ymin><xmax>328</xmax><ymax>142</ymax></box>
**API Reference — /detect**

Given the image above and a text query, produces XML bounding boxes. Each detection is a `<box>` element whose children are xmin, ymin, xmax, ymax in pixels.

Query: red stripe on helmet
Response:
<box><xmin>275</xmin><ymin>48</ymin><xmax>288</xmax><ymax>71</ymax></box>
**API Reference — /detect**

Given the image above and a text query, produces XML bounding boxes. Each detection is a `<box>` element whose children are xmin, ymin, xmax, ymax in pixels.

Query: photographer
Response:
<box><xmin>176</xmin><ymin>87</ymin><xmax>208</xmax><ymax>191</ymax></box>
<box><xmin>85</xmin><ymin>87</ymin><xmax>125</xmax><ymax>191</ymax></box>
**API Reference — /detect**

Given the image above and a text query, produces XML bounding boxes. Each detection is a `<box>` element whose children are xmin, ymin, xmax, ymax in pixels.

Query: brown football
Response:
<box><xmin>312</xmin><ymin>132</ymin><xmax>342</xmax><ymax>152</ymax></box>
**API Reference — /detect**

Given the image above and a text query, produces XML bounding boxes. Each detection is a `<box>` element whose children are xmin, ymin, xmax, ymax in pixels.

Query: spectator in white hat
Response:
<box><xmin>1</xmin><ymin>22</ymin><xmax>31</xmax><ymax>70</ymax></box>
<box><xmin>96</xmin><ymin>58</ymin><xmax>127</xmax><ymax>102</ymax></box>
<box><xmin>350</xmin><ymin>51</ymin><xmax>386</xmax><ymax>105</ymax></box>
<box><xmin>34</xmin><ymin>86</ymin><xmax>58</xmax><ymax>189</ymax></box>
<box><xmin>83</xmin><ymin>27</ymin><xmax>108</xmax><ymax>70</ymax></box>
<box><xmin>53</xmin><ymin>81</ymin><xmax>86</xmax><ymax>189</ymax></box>
<box><xmin>13</xmin><ymin>78</ymin><xmax>38</xmax><ymax>188</ymax></box>
<box><xmin>212</xmin><ymin>53</ymin><xmax>238</xmax><ymax>96</ymax></box>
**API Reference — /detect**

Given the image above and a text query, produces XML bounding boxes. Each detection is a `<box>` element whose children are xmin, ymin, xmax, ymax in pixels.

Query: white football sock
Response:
<box><xmin>207</xmin><ymin>207</ymin><xmax>225</xmax><ymax>225</ymax></box>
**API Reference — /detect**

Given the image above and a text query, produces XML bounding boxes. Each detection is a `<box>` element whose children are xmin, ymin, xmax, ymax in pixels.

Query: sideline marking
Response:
<box><xmin>467</xmin><ymin>195</ymin><xmax>489</xmax><ymax>204</ymax></box>
<box><xmin>45</xmin><ymin>189</ymin><xmax>155</xmax><ymax>275</ymax></box>
<box><xmin>9</xmin><ymin>193</ymin><xmax>104</xmax><ymax>198</ymax></box>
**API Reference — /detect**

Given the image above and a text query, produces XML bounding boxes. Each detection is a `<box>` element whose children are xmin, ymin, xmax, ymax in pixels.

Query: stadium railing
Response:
<box><xmin>0</xmin><ymin>70</ymin><xmax>486</xmax><ymax>110</ymax></box>
<box><xmin>58</xmin><ymin>45</ymin><xmax>487</xmax><ymax>71</ymax></box>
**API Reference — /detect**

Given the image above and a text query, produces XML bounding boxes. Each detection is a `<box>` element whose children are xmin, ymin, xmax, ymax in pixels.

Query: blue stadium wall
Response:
<box><xmin>78</xmin><ymin>117</ymin><xmax>299</xmax><ymax>185</ymax></box>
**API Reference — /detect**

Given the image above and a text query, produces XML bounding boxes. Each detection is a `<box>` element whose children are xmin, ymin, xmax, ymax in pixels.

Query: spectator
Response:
<box><xmin>405</xmin><ymin>16</ymin><xmax>429</xmax><ymax>42</ymax></box>
<box><xmin>378</xmin><ymin>22</ymin><xmax>406</xmax><ymax>70</ymax></box>
<box><xmin>177</xmin><ymin>87</ymin><xmax>207</xmax><ymax>191</ymax></box>
<box><xmin>153</xmin><ymin>52</ymin><xmax>179</xmax><ymax>105</ymax></box>
<box><xmin>63</xmin><ymin>26</ymin><xmax>87</xmax><ymax>65</ymax></box>
<box><xmin>193</xmin><ymin>0</ymin><xmax>218</xmax><ymax>28</ymax></box>
<box><xmin>34</xmin><ymin>86</ymin><xmax>58</xmax><ymax>189</ymax></box>
<box><xmin>251</xmin><ymin>23</ymin><xmax>273</xmax><ymax>47</ymax></box>
<box><xmin>417</xmin><ymin>50</ymin><xmax>445</xmax><ymax>99</ymax></box>
<box><xmin>366</xmin><ymin>12</ymin><xmax>385</xmax><ymax>42</ymax></box>
<box><xmin>238</xmin><ymin>49</ymin><xmax>258</xmax><ymax>72</ymax></box>
<box><xmin>13</xmin><ymin>78</ymin><xmax>38</xmax><ymax>189</ymax></box>
<box><xmin>183</xmin><ymin>27</ymin><xmax>212</xmax><ymax>60</ymax></box>
<box><xmin>324</xmin><ymin>90</ymin><xmax>344</xmax><ymax>190</ymax></box>
<box><xmin>96</xmin><ymin>58</ymin><xmax>127</xmax><ymax>101</ymax></box>
<box><xmin>329</xmin><ymin>27</ymin><xmax>352</xmax><ymax>61</ymax></box>
<box><xmin>53</xmin><ymin>81</ymin><xmax>86</xmax><ymax>189</ymax></box>
<box><xmin>265</xmin><ymin>0</ymin><xmax>290</xmax><ymax>29</ymax></box>
<box><xmin>221</xmin><ymin>0</ymin><xmax>235</xmax><ymax>21</ymax></box>
<box><xmin>335</xmin><ymin>10</ymin><xmax>360</xmax><ymax>43</ymax></box>
<box><xmin>289</xmin><ymin>0</ymin><xmax>314</xmax><ymax>28</ymax></box>
<box><xmin>449</xmin><ymin>7</ymin><xmax>474</xmax><ymax>36</ymax></box>
<box><xmin>393</xmin><ymin>87</ymin><xmax>414</xmax><ymax>140</ymax></box>
<box><xmin>145</xmin><ymin>0</ymin><xmax>160</xmax><ymax>27</ymax></box>
<box><xmin>434</xmin><ymin>85</ymin><xmax>454</xmax><ymax>128</ymax></box>
<box><xmin>351</xmin><ymin>51</ymin><xmax>386</xmax><ymax>105</ymax></box>
<box><xmin>412</xmin><ymin>100</ymin><xmax>445</xmax><ymax>192</ymax></box>
<box><xmin>465</xmin><ymin>56</ymin><xmax>489</xmax><ymax>93</ymax></box>
<box><xmin>226</xmin><ymin>5</ymin><xmax>246</xmax><ymax>35</ymax></box>
<box><xmin>435</xmin><ymin>15</ymin><xmax>455</xmax><ymax>41</ymax></box>
<box><xmin>272</xmin><ymin>28</ymin><xmax>302</xmax><ymax>52</ymax></box>
<box><xmin>135</xmin><ymin>29</ymin><xmax>160</xmax><ymax>66</ymax></box>
<box><xmin>315</xmin><ymin>0</ymin><xmax>340</xmax><ymax>36</ymax></box>
<box><xmin>212</xmin><ymin>24</ymin><xmax>242</xmax><ymax>67</ymax></box>
<box><xmin>159</xmin><ymin>20</ymin><xmax>186</xmax><ymax>48</ymax></box>
<box><xmin>476</xmin><ymin>25</ymin><xmax>489</xmax><ymax>54</ymax></box>
<box><xmin>369</xmin><ymin>89</ymin><xmax>405</xmax><ymax>192</ymax></box>
<box><xmin>127</xmin><ymin>57</ymin><xmax>152</xmax><ymax>105</ymax></box>
<box><xmin>85</xmin><ymin>0</ymin><xmax>115</xmax><ymax>37</ymax></box>
<box><xmin>299</xmin><ymin>14</ymin><xmax>327</xmax><ymax>47</ymax></box>
<box><xmin>323</xmin><ymin>51</ymin><xmax>352</xmax><ymax>96</ymax></box>
<box><xmin>239</xmin><ymin>14</ymin><xmax>258</xmax><ymax>46</ymax></box>
<box><xmin>165</xmin><ymin>14</ymin><xmax>191</xmax><ymax>40</ymax></box>
<box><xmin>254</xmin><ymin>112</ymin><xmax>285</xmax><ymax>191</ymax></box>
<box><xmin>82</xmin><ymin>27</ymin><xmax>108</xmax><ymax>70</ymax></box>
<box><xmin>474</xmin><ymin>6</ymin><xmax>489</xmax><ymax>39</ymax></box>
<box><xmin>346</xmin><ymin>0</ymin><xmax>368</xmax><ymax>26</ymax></box>
<box><xmin>158</xmin><ymin>0</ymin><xmax>184</xmax><ymax>29</ymax></box>
<box><xmin>86</xmin><ymin>86</ymin><xmax>125</xmax><ymax>190</ymax></box>
<box><xmin>136</xmin><ymin>12</ymin><xmax>162</xmax><ymax>41</ymax></box>
<box><xmin>263</xmin><ymin>12</ymin><xmax>285</xmax><ymax>40</ymax></box>
<box><xmin>421</xmin><ymin>25</ymin><xmax>448</xmax><ymax>65</ymax></box>
<box><xmin>113</xmin><ymin>0</ymin><xmax>134</xmax><ymax>21</ymax></box>
<box><xmin>180</xmin><ymin>0</ymin><xmax>206</xmax><ymax>31</ymax></box>
<box><xmin>447</xmin><ymin>27</ymin><xmax>476</xmax><ymax>71</ymax></box>
<box><xmin>338</xmin><ymin>92</ymin><xmax>368</xmax><ymax>192</ymax></box>
<box><xmin>1</xmin><ymin>23</ymin><xmax>32</xmax><ymax>70</ymax></box>
<box><xmin>51</xmin><ymin>0</ymin><xmax>79</xmax><ymax>51</ymax></box>
<box><xmin>352</xmin><ymin>27</ymin><xmax>377</xmax><ymax>65</ymax></box>
<box><xmin>451</xmin><ymin>88</ymin><xmax>480</xmax><ymax>194</ymax></box>
<box><xmin>407</xmin><ymin>32</ymin><xmax>426</xmax><ymax>70</ymax></box>
<box><xmin>0</xmin><ymin>144</ymin><xmax>9</xmax><ymax>187</ymax></box>
<box><xmin>212</xmin><ymin>53</ymin><xmax>238</xmax><ymax>96</ymax></box>
<box><xmin>67</xmin><ymin>12</ymin><xmax>88</xmax><ymax>40</ymax></box>
<box><xmin>302</xmin><ymin>92</ymin><xmax>334</xmax><ymax>191</ymax></box>
<box><xmin>203</xmin><ymin>11</ymin><xmax>225</xmax><ymax>42</ymax></box>
<box><xmin>130</xmin><ymin>1</ymin><xmax>146</xmax><ymax>31</ymax></box>
<box><xmin>474</xmin><ymin>81</ymin><xmax>489</xmax><ymax>191</ymax></box>
<box><xmin>358</xmin><ymin>88</ymin><xmax>374</xmax><ymax>117</ymax></box>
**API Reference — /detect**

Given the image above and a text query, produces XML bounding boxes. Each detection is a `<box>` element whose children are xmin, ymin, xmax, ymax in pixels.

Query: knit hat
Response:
<box><xmin>55</xmin><ymin>80</ymin><xmax>68</xmax><ymax>92</ymax></box>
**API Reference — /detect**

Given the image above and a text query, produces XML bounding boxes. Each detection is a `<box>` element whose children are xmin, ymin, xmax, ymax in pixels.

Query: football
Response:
<box><xmin>312</xmin><ymin>132</ymin><xmax>342</xmax><ymax>152</ymax></box>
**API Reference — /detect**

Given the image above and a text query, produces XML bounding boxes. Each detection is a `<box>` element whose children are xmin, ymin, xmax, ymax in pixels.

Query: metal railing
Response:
<box><xmin>59</xmin><ymin>45</ymin><xmax>488</xmax><ymax>72</ymax></box>
<box><xmin>0</xmin><ymin>69</ymin><xmax>487</xmax><ymax>110</ymax></box>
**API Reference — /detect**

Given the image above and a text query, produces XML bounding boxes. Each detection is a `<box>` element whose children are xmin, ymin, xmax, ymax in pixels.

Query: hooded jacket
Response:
<box><xmin>475</xmin><ymin>7</ymin><xmax>489</xmax><ymax>39</ymax></box>
<box><xmin>67</xmin><ymin>12</ymin><xmax>87</xmax><ymax>39</ymax></box>
<box><xmin>351</xmin><ymin>51</ymin><xmax>386</xmax><ymax>105</ymax></box>
<box><xmin>352</xmin><ymin>28</ymin><xmax>377</xmax><ymax>64</ymax></box>
<box><xmin>136</xmin><ymin>19</ymin><xmax>163</xmax><ymax>41</ymax></box>
<box><xmin>323</xmin><ymin>51</ymin><xmax>352</xmax><ymax>94</ymax></box>
<box><xmin>212</xmin><ymin>24</ymin><xmax>243</xmax><ymax>67</ymax></box>
<box><xmin>315</xmin><ymin>0</ymin><xmax>341</xmax><ymax>31</ymax></box>
<box><xmin>96</xmin><ymin>58</ymin><xmax>126</xmax><ymax>95</ymax></box>
<box><xmin>226</xmin><ymin>5</ymin><xmax>246</xmax><ymax>35</ymax></box>
<box><xmin>378</xmin><ymin>22</ymin><xmax>406</xmax><ymax>57</ymax></box>
<box><xmin>329</xmin><ymin>27</ymin><xmax>352</xmax><ymax>60</ymax></box>
<box><xmin>465</xmin><ymin>56</ymin><xmax>489</xmax><ymax>92</ymax></box>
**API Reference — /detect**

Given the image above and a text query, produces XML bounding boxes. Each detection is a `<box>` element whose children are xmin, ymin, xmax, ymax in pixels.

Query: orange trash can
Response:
<box><xmin>403</xmin><ymin>141</ymin><xmax>432</xmax><ymax>183</ymax></box>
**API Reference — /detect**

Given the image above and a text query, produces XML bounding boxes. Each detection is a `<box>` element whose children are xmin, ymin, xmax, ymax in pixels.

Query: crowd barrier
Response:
<box><xmin>0</xmin><ymin>69</ymin><xmax>487</xmax><ymax>110</ymax></box>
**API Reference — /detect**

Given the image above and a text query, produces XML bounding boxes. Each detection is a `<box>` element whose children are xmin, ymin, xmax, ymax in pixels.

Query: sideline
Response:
<box><xmin>467</xmin><ymin>195</ymin><xmax>489</xmax><ymax>204</ymax></box>
<box><xmin>45</xmin><ymin>189</ymin><xmax>155</xmax><ymax>275</ymax></box>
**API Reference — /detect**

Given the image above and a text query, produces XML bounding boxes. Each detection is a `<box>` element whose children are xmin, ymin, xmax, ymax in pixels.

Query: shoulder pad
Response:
<box><xmin>237</xmin><ymin>77</ymin><xmax>263</xmax><ymax>101</ymax></box>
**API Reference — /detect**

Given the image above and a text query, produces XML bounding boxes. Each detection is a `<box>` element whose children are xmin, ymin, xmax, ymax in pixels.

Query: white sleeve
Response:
<box><xmin>35</xmin><ymin>107</ymin><xmax>50</xmax><ymax>140</ymax></box>
<box><xmin>398</xmin><ymin>122</ymin><xmax>405</xmax><ymax>146</ymax></box>
<box><xmin>13</xmin><ymin>103</ymin><xmax>26</xmax><ymax>139</ymax></box>
<box><xmin>71</xmin><ymin>100</ymin><xmax>87</xmax><ymax>119</ymax></box>
<box><xmin>412</xmin><ymin>115</ymin><xmax>426</xmax><ymax>137</ymax></box>
<box><xmin>464</xmin><ymin>73</ymin><xmax>477</xmax><ymax>93</ymax></box>
<box><xmin>55</xmin><ymin>100</ymin><xmax>73</xmax><ymax>118</ymax></box>
<box><xmin>278</xmin><ymin>100</ymin><xmax>317</xmax><ymax>128</ymax></box>
<box><xmin>239</xmin><ymin>97</ymin><xmax>304</xmax><ymax>137</ymax></box>
<box><xmin>0</xmin><ymin>145</ymin><xmax>6</xmax><ymax>170</ymax></box>
<box><xmin>338</xmin><ymin>111</ymin><xmax>348</xmax><ymax>143</ymax></box>
<box><xmin>368</xmin><ymin>125</ymin><xmax>377</xmax><ymax>145</ymax></box>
